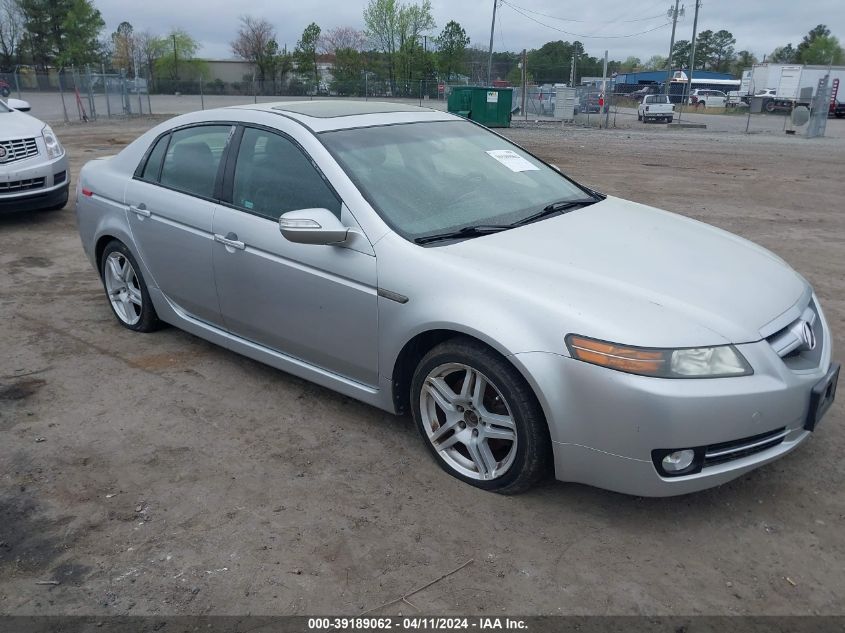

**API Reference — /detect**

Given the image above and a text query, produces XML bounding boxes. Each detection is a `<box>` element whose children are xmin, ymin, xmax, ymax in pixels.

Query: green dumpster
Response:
<box><xmin>447</xmin><ymin>86</ymin><xmax>513</xmax><ymax>127</ymax></box>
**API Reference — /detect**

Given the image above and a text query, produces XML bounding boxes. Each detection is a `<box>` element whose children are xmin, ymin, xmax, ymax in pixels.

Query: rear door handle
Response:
<box><xmin>214</xmin><ymin>233</ymin><xmax>245</xmax><ymax>250</ymax></box>
<box><xmin>129</xmin><ymin>203</ymin><xmax>150</xmax><ymax>218</ymax></box>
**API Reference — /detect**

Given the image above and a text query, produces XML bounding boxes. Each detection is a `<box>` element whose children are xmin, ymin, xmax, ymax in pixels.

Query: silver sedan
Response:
<box><xmin>75</xmin><ymin>101</ymin><xmax>839</xmax><ymax>496</ymax></box>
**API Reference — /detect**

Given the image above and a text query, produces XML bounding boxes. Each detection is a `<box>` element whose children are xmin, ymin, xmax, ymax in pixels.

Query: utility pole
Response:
<box><xmin>172</xmin><ymin>33</ymin><xmax>178</xmax><ymax>81</ymax></box>
<box><xmin>521</xmin><ymin>49</ymin><xmax>527</xmax><ymax>121</ymax></box>
<box><xmin>486</xmin><ymin>0</ymin><xmax>497</xmax><ymax>85</ymax></box>
<box><xmin>600</xmin><ymin>50</ymin><xmax>608</xmax><ymax>128</ymax></box>
<box><xmin>678</xmin><ymin>0</ymin><xmax>701</xmax><ymax>123</ymax></box>
<box><xmin>664</xmin><ymin>1</ymin><xmax>684</xmax><ymax>94</ymax></box>
<box><xmin>569</xmin><ymin>55</ymin><xmax>576</xmax><ymax>86</ymax></box>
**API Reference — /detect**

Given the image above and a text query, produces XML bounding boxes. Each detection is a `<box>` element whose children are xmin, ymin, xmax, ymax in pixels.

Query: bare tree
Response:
<box><xmin>319</xmin><ymin>26</ymin><xmax>366</xmax><ymax>55</ymax></box>
<box><xmin>231</xmin><ymin>15</ymin><xmax>280</xmax><ymax>83</ymax></box>
<box><xmin>0</xmin><ymin>0</ymin><xmax>23</xmax><ymax>70</ymax></box>
<box><xmin>136</xmin><ymin>29</ymin><xmax>166</xmax><ymax>85</ymax></box>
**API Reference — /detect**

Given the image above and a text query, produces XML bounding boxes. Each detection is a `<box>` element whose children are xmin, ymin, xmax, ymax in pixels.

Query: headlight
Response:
<box><xmin>565</xmin><ymin>335</ymin><xmax>753</xmax><ymax>378</ymax></box>
<box><xmin>42</xmin><ymin>125</ymin><xmax>64</xmax><ymax>160</ymax></box>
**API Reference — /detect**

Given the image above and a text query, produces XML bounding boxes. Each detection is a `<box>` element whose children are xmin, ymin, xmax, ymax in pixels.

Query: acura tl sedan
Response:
<box><xmin>75</xmin><ymin>101</ymin><xmax>839</xmax><ymax>496</ymax></box>
<box><xmin>1</xmin><ymin>98</ymin><xmax>69</xmax><ymax>213</ymax></box>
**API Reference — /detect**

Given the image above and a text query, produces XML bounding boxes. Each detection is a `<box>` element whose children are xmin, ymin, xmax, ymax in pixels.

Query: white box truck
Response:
<box><xmin>747</xmin><ymin>63</ymin><xmax>845</xmax><ymax>112</ymax></box>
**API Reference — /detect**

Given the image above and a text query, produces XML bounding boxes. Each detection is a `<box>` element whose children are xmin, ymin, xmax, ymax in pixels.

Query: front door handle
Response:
<box><xmin>129</xmin><ymin>203</ymin><xmax>150</xmax><ymax>218</ymax></box>
<box><xmin>214</xmin><ymin>233</ymin><xmax>245</xmax><ymax>250</ymax></box>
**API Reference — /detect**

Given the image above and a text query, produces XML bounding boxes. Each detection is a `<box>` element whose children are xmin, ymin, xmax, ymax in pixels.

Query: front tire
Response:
<box><xmin>411</xmin><ymin>338</ymin><xmax>552</xmax><ymax>494</ymax></box>
<box><xmin>100</xmin><ymin>241</ymin><xmax>161</xmax><ymax>332</ymax></box>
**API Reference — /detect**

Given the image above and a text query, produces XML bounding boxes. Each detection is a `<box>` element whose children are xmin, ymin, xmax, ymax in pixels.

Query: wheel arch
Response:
<box><xmin>389</xmin><ymin>327</ymin><xmax>547</xmax><ymax>424</ymax></box>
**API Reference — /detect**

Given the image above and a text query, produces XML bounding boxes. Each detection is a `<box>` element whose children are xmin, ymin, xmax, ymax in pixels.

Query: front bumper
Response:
<box><xmin>512</xmin><ymin>312</ymin><xmax>835</xmax><ymax>496</ymax></box>
<box><xmin>0</xmin><ymin>150</ymin><xmax>69</xmax><ymax>213</ymax></box>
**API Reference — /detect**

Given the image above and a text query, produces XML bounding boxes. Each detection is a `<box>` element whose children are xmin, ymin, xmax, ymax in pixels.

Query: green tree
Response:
<box><xmin>363</xmin><ymin>0</ymin><xmax>434</xmax><ymax>87</ymax></box>
<box><xmin>435</xmin><ymin>20</ymin><xmax>468</xmax><ymax>81</ymax></box>
<box><xmin>17</xmin><ymin>0</ymin><xmax>104</xmax><ymax>69</ymax></box>
<box><xmin>506</xmin><ymin>64</ymin><xmax>531</xmax><ymax>86</ymax></box>
<box><xmin>642</xmin><ymin>54</ymin><xmax>667</xmax><ymax>70</ymax></box>
<box><xmin>796</xmin><ymin>24</ymin><xmax>830</xmax><ymax>60</ymax></box>
<box><xmin>671</xmin><ymin>40</ymin><xmax>691</xmax><ymax>68</ymax></box>
<box><xmin>136</xmin><ymin>30</ymin><xmax>167</xmax><ymax>85</ymax></box>
<box><xmin>155</xmin><ymin>28</ymin><xmax>202</xmax><ymax>82</ymax></box>
<box><xmin>111</xmin><ymin>21</ymin><xmax>135</xmax><ymax>74</ymax></box>
<box><xmin>330</xmin><ymin>46</ymin><xmax>364</xmax><ymax>94</ymax></box>
<box><xmin>769</xmin><ymin>43</ymin><xmax>797</xmax><ymax>63</ymax></box>
<box><xmin>693</xmin><ymin>30</ymin><xmax>714</xmax><ymax>69</ymax></box>
<box><xmin>708</xmin><ymin>29</ymin><xmax>736</xmax><ymax>72</ymax></box>
<box><xmin>294</xmin><ymin>22</ymin><xmax>321</xmax><ymax>86</ymax></box>
<box><xmin>620</xmin><ymin>56</ymin><xmax>640</xmax><ymax>72</ymax></box>
<box><xmin>800</xmin><ymin>34</ymin><xmax>844</xmax><ymax>65</ymax></box>
<box><xmin>731</xmin><ymin>50</ymin><xmax>757</xmax><ymax>76</ymax></box>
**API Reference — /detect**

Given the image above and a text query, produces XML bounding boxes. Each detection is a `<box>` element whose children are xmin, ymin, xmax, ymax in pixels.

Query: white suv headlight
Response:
<box><xmin>565</xmin><ymin>335</ymin><xmax>753</xmax><ymax>378</ymax></box>
<box><xmin>42</xmin><ymin>125</ymin><xmax>64</xmax><ymax>160</ymax></box>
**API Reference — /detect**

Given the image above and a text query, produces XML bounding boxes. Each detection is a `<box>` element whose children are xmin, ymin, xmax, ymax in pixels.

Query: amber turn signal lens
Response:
<box><xmin>566</xmin><ymin>335</ymin><xmax>668</xmax><ymax>376</ymax></box>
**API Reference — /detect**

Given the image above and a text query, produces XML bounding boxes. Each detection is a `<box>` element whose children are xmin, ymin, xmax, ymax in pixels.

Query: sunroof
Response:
<box><xmin>270</xmin><ymin>100</ymin><xmax>425</xmax><ymax>118</ymax></box>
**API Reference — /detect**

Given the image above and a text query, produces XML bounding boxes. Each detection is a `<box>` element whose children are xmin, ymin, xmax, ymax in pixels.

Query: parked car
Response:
<box><xmin>689</xmin><ymin>89</ymin><xmax>727</xmax><ymax>108</ymax></box>
<box><xmin>579</xmin><ymin>94</ymin><xmax>609</xmax><ymax>113</ymax></box>
<box><xmin>1</xmin><ymin>98</ymin><xmax>69</xmax><ymax>213</ymax></box>
<box><xmin>0</xmin><ymin>79</ymin><xmax>10</xmax><ymax>98</ymax></box>
<box><xmin>638</xmin><ymin>94</ymin><xmax>674</xmax><ymax>123</ymax></box>
<box><xmin>75</xmin><ymin>101</ymin><xmax>838</xmax><ymax>497</ymax></box>
<box><xmin>830</xmin><ymin>99</ymin><xmax>845</xmax><ymax>118</ymax></box>
<box><xmin>754</xmin><ymin>88</ymin><xmax>778</xmax><ymax>98</ymax></box>
<box><xmin>630</xmin><ymin>85</ymin><xmax>659</xmax><ymax>102</ymax></box>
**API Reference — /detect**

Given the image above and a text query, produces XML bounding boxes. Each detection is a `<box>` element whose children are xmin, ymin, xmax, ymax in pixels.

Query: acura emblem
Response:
<box><xmin>800</xmin><ymin>321</ymin><xmax>816</xmax><ymax>351</ymax></box>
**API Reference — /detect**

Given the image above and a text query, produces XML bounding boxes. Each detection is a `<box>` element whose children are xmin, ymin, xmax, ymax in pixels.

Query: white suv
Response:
<box><xmin>688</xmin><ymin>89</ymin><xmax>727</xmax><ymax>108</ymax></box>
<box><xmin>0</xmin><ymin>98</ymin><xmax>69</xmax><ymax>213</ymax></box>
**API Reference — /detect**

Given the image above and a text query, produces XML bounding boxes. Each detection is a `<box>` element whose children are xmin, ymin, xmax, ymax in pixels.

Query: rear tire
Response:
<box><xmin>99</xmin><ymin>240</ymin><xmax>161</xmax><ymax>333</ymax></box>
<box><xmin>411</xmin><ymin>337</ymin><xmax>552</xmax><ymax>494</ymax></box>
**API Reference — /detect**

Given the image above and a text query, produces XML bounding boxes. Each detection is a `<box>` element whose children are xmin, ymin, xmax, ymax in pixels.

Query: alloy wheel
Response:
<box><xmin>103</xmin><ymin>251</ymin><xmax>143</xmax><ymax>326</ymax></box>
<box><xmin>419</xmin><ymin>363</ymin><xmax>518</xmax><ymax>481</ymax></box>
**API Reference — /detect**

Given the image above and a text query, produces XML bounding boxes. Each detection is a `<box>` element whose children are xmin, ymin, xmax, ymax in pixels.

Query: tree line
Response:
<box><xmin>1</xmin><ymin>0</ymin><xmax>843</xmax><ymax>92</ymax></box>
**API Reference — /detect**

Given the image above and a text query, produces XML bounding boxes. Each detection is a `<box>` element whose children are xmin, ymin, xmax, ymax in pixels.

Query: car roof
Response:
<box><xmin>228</xmin><ymin>100</ymin><xmax>458</xmax><ymax>133</ymax></box>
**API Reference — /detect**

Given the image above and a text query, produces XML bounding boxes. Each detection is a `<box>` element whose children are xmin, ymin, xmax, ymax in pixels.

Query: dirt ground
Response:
<box><xmin>1</xmin><ymin>118</ymin><xmax>843</xmax><ymax>616</ymax></box>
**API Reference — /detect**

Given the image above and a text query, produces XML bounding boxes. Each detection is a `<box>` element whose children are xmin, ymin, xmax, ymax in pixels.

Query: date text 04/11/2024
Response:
<box><xmin>307</xmin><ymin>617</ymin><xmax>529</xmax><ymax>630</ymax></box>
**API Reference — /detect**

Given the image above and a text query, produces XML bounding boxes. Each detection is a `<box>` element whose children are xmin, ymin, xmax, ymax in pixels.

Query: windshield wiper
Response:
<box><xmin>414</xmin><ymin>224</ymin><xmax>511</xmax><ymax>245</ymax></box>
<box><xmin>511</xmin><ymin>198</ymin><xmax>599</xmax><ymax>227</ymax></box>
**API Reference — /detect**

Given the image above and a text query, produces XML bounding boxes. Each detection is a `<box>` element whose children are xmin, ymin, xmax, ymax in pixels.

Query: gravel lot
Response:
<box><xmin>1</xmin><ymin>116</ymin><xmax>843</xmax><ymax>616</ymax></box>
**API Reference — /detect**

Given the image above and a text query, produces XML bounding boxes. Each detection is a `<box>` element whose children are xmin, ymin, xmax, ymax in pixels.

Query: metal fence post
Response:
<box><xmin>14</xmin><ymin>68</ymin><xmax>21</xmax><ymax>99</ymax></box>
<box><xmin>86</xmin><ymin>65</ymin><xmax>97</xmax><ymax>120</ymax></box>
<box><xmin>58</xmin><ymin>70</ymin><xmax>69</xmax><ymax>123</ymax></box>
<box><xmin>104</xmin><ymin>70</ymin><xmax>111</xmax><ymax>118</ymax></box>
<box><xmin>200</xmin><ymin>76</ymin><xmax>205</xmax><ymax>110</ymax></box>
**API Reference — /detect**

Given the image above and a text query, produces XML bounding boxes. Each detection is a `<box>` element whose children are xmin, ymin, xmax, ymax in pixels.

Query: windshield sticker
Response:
<box><xmin>486</xmin><ymin>150</ymin><xmax>539</xmax><ymax>172</ymax></box>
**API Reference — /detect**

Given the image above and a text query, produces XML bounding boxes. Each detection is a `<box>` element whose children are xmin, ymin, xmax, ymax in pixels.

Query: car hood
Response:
<box><xmin>0</xmin><ymin>110</ymin><xmax>43</xmax><ymax>140</ymax></box>
<box><xmin>442</xmin><ymin>196</ymin><xmax>807</xmax><ymax>347</ymax></box>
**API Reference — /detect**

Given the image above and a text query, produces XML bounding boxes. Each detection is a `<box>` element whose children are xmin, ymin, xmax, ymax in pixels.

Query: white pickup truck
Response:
<box><xmin>637</xmin><ymin>94</ymin><xmax>674</xmax><ymax>123</ymax></box>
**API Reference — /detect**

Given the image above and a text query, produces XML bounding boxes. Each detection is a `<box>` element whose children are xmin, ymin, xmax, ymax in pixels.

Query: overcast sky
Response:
<box><xmin>95</xmin><ymin>0</ymin><xmax>845</xmax><ymax>62</ymax></box>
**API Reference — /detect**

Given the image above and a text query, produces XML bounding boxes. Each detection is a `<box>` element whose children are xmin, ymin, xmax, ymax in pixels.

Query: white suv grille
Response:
<box><xmin>0</xmin><ymin>137</ymin><xmax>39</xmax><ymax>164</ymax></box>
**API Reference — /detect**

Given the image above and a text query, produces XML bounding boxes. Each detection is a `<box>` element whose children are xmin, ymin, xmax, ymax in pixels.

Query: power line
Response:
<box><xmin>503</xmin><ymin>1</ymin><xmax>668</xmax><ymax>24</ymax></box>
<box><xmin>501</xmin><ymin>1</ymin><xmax>671</xmax><ymax>39</ymax></box>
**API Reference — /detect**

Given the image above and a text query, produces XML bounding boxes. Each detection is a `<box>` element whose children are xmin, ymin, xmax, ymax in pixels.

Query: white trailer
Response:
<box><xmin>747</xmin><ymin>63</ymin><xmax>845</xmax><ymax>112</ymax></box>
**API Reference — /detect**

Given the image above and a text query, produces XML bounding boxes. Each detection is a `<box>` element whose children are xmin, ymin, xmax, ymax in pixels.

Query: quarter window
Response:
<box><xmin>159</xmin><ymin>125</ymin><xmax>232</xmax><ymax>199</ymax></box>
<box><xmin>140</xmin><ymin>134</ymin><xmax>169</xmax><ymax>181</ymax></box>
<box><xmin>232</xmin><ymin>127</ymin><xmax>341</xmax><ymax>220</ymax></box>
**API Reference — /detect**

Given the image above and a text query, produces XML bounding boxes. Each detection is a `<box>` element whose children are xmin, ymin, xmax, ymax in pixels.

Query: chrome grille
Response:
<box><xmin>766</xmin><ymin>299</ymin><xmax>824</xmax><ymax>370</ymax></box>
<box><xmin>0</xmin><ymin>177</ymin><xmax>45</xmax><ymax>193</ymax></box>
<box><xmin>703</xmin><ymin>427</ymin><xmax>788</xmax><ymax>468</ymax></box>
<box><xmin>0</xmin><ymin>137</ymin><xmax>39</xmax><ymax>163</ymax></box>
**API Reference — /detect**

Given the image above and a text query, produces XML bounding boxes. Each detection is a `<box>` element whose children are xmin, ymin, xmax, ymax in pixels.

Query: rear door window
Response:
<box><xmin>159</xmin><ymin>125</ymin><xmax>233</xmax><ymax>199</ymax></box>
<box><xmin>139</xmin><ymin>134</ymin><xmax>169</xmax><ymax>182</ymax></box>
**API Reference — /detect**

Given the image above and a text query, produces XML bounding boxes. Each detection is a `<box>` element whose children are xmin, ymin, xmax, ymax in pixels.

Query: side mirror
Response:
<box><xmin>6</xmin><ymin>98</ymin><xmax>31</xmax><ymax>112</ymax></box>
<box><xmin>279</xmin><ymin>208</ymin><xmax>349</xmax><ymax>245</ymax></box>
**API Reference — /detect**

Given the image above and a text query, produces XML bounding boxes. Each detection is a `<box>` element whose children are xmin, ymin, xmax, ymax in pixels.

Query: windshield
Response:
<box><xmin>321</xmin><ymin>120</ymin><xmax>590</xmax><ymax>241</ymax></box>
<box><xmin>645</xmin><ymin>95</ymin><xmax>669</xmax><ymax>104</ymax></box>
